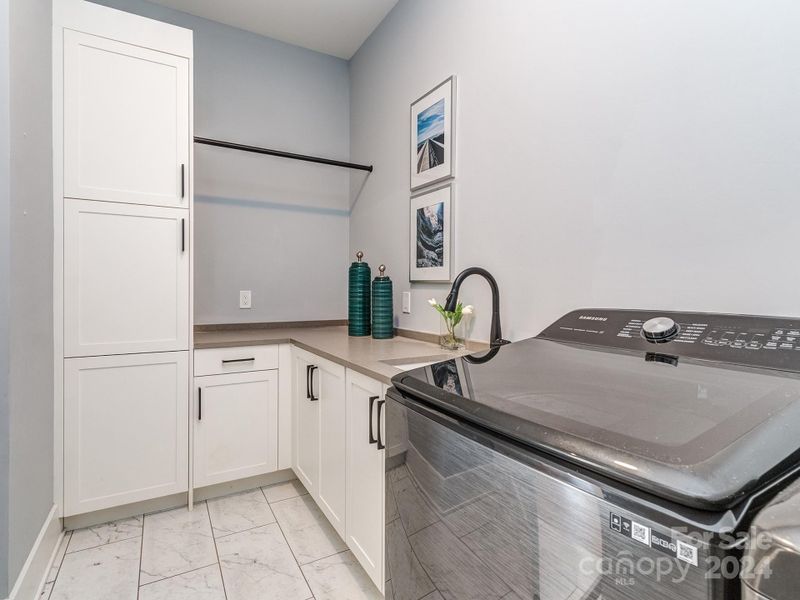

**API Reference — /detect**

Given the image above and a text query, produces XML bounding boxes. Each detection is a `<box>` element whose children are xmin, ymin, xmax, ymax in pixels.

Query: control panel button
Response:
<box><xmin>642</xmin><ymin>317</ymin><xmax>680</xmax><ymax>343</ymax></box>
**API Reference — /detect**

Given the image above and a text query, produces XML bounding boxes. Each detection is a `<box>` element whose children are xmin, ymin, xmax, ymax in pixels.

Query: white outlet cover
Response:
<box><xmin>402</xmin><ymin>291</ymin><xmax>411</xmax><ymax>314</ymax></box>
<box><xmin>240</xmin><ymin>290</ymin><xmax>252</xmax><ymax>309</ymax></box>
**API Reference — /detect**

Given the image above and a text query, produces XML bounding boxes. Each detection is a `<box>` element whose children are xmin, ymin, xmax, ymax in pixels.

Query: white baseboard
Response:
<box><xmin>6</xmin><ymin>504</ymin><xmax>62</xmax><ymax>600</ymax></box>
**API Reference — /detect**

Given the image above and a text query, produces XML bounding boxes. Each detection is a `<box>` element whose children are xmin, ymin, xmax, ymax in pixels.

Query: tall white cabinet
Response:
<box><xmin>63</xmin><ymin>29</ymin><xmax>190</xmax><ymax>207</ymax></box>
<box><xmin>56</xmin><ymin>3</ymin><xmax>193</xmax><ymax>517</ymax></box>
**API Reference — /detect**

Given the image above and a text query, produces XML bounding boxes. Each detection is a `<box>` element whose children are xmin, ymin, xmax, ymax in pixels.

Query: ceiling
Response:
<box><xmin>146</xmin><ymin>0</ymin><xmax>399</xmax><ymax>59</ymax></box>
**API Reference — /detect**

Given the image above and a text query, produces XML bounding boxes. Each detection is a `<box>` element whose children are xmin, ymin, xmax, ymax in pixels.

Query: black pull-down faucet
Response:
<box><xmin>444</xmin><ymin>267</ymin><xmax>511</xmax><ymax>348</ymax></box>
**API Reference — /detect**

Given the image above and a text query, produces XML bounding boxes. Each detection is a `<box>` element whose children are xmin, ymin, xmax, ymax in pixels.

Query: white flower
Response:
<box><xmin>462</xmin><ymin>305</ymin><xmax>474</xmax><ymax>315</ymax></box>
<box><xmin>428</xmin><ymin>298</ymin><xmax>438</xmax><ymax>306</ymax></box>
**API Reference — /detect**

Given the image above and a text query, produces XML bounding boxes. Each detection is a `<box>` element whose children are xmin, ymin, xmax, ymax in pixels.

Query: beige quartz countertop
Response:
<box><xmin>194</xmin><ymin>326</ymin><xmax>467</xmax><ymax>384</ymax></box>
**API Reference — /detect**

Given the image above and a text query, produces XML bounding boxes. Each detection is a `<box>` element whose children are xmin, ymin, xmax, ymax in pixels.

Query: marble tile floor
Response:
<box><xmin>43</xmin><ymin>479</ymin><xmax>382</xmax><ymax>600</ymax></box>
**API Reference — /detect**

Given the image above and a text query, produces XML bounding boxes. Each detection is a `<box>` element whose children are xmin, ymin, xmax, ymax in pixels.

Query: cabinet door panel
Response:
<box><xmin>346</xmin><ymin>370</ymin><xmax>384</xmax><ymax>590</ymax></box>
<box><xmin>64</xmin><ymin>198</ymin><xmax>189</xmax><ymax>357</ymax></box>
<box><xmin>317</xmin><ymin>359</ymin><xmax>347</xmax><ymax>537</ymax></box>
<box><xmin>64</xmin><ymin>352</ymin><xmax>189</xmax><ymax>516</ymax></box>
<box><xmin>293</xmin><ymin>349</ymin><xmax>319</xmax><ymax>495</ymax></box>
<box><xmin>64</xmin><ymin>30</ymin><xmax>189</xmax><ymax>207</ymax></box>
<box><xmin>194</xmin><ymin>371</ymin><xmax>278</xmax><ymax>488</ymax></box>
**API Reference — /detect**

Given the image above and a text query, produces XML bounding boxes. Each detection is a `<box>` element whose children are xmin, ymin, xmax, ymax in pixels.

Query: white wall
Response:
<box><xmin>4</xmin><ymin>0</ymin><xmax>54</xmax><ymax>592</ymax></box>
<box><xmin>350</xmin><ymin>0</ymin><xmax>800</xmax><ymax>343</ymax></box>
<box><xmin>0</xmin><ymin>0</ymin><xmax>10</xmax><ymax>593</ymax></box>
<box><xmin>93</xmin><ymin>0</ymin><xmax>351</xmax><ymax>324</ymax></box>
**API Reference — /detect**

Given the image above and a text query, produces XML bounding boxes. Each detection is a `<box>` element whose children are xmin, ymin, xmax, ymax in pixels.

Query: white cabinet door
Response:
<box><xmin>64</xmin><ymin>198</ymin><xmax>189</xmax><ymax>357</ymax></box>
<box><xmin>345</xmin><ymin>370</ymin><xmax>385</xmax><ymax>590</ymax></box>
<box><xmin>316</xmin><ymin>358</ymin><xmax>347</xmax><ymax>538</ymax></box>
<box><xmin>64</xmin><ymin>30</ymin><xmax>189</xmax><ymax>207</ymax></box>
<box><xmin>193</xmin><ymin>371</ymin><xmax>279</xmax><ymax>488</ymax></box>
<box><xmin>64</xmin><ymin>351</ymin><xmax>189</xmax><ymax>516</ymax></box>
<box><xmin>293</xmin><ymin>348</ymin><xmax>319</xmax><ymax>496</ymax></box>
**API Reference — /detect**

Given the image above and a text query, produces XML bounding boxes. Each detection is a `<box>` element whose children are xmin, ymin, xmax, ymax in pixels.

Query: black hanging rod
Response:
<box><xmin>194</xmin><ymin>136</ymin><xmax>373</xmax><ymax>172</ymax></box>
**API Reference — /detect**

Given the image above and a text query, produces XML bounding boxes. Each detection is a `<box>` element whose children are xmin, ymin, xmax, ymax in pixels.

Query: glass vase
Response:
<box><xmin>439</xmin><ymin>317</ymin><xmax>465</xmax><ymax>350</ymax></box>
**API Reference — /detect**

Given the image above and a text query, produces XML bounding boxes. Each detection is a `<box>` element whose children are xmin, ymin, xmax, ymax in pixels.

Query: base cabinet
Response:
<box><xmin>345</xmin><ymin>370</ymin><xmax>385</xmax><ymax>591</ymax></box>
<box><xmin>292</xmin><ymin>347</ymin><xmax>347</xmax><ymax>537</ymax></box>
<box><xmin>64</xmin><ymin>351</ymin><xmax>189</xmax><ymax>516</ymax></box>
<box><xmin>193</xmin><ymin>370</ymin><xmax>279</xmax><ymax>488</ymax></box>
<box><xmin>293</xmin><ymin>348</ymin><xmax>320</xmax><ymax>496</ymax></box>
<box><xmin>317</xmin><ymin>359</ymin><xmax>347</xmax><ymax>538</ymax></box>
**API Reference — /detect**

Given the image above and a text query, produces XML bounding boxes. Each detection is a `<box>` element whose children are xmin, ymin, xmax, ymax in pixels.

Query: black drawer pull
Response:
<box><xmin>222</xmin><ymin>357</ymin><xmax>256</xmax><ymax>364</ymax></box>
<box><xmin>307</xmin><ymin>365</ymin><xmax>318</xmax><ymax>401</ymax></box>
<box><xmin>376</xmin><ymin>399</ymin><xmax>385</xmax><ymax>450</ymax></box>
<box><xmin>368</xmin><ymin>396</ymin><xmax>379</xmax><ymax>444</ymax></box>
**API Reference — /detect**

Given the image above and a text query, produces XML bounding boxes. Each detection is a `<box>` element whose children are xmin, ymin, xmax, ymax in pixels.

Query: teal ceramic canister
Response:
<box><xmin>372</xmin><ymin>264</ymin><xmax>394</xmax><ymax>339</ymax></box>
<box><xmin>349</xmin><ymin>251</ymin><xmax>371</xmax><ymax>337</ymax></box>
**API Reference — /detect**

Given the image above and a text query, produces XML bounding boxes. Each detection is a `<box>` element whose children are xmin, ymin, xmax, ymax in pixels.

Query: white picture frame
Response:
<box><xmin>410</xmin><ymin>76</ymin><xmax>455</xmax><ymax>191</ymax></box>
<box><xmin>409</xmin><ymin>184</ymin><xmax>452</xmax><ymax>282</ymax></box>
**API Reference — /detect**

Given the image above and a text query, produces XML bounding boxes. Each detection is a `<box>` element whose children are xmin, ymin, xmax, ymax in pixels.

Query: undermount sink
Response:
<box><xmin>381</xmin><ymin>354</ymin><xmax>453</xmax><ymax>371</ymax></box>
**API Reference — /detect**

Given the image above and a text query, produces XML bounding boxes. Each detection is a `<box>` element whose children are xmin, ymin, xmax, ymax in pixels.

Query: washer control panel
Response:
<box><xmin>540</xmin><ymin>309</ymin><xmax>800</xmax><ymax>371</ymax></box>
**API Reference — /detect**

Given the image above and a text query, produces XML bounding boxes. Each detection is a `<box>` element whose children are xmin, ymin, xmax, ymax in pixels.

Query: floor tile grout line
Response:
<box><xmin>49</xmin><ymin>531</ymin><xmax>72</xmax><ymax>588</ymax></box>
<box><xmin>65</xmin><ymin>531</ymin><xmax>142</xmax><ymax>556</ymax></box>
<box><xmin>204</xmin><ymin>499</ymin><xmax>230</xmax><ymax>600</ymax></box>
<box><xmin>267</xmin><ymin>486</ymin><xmax>316</xmax><ymax>598</ymax></box>
<box><xmin>299</xmin><ymin>548</ymin><xmax>351</xmax><ymax>568</ymax></box>
<box><xmin>136</xmin><ymin>513</ymin><xmax>145</xmax><ymax>600</ymax></box>
<box><xmin>44</xmin><ymin>532</ymin><xmax>72</xmax><ymax>600</ymax></box>
<box><xmin>138</xmin><ymin>562</ymin><xmax>219</xmax><ymax>589</ymax></box>
<box><xmin>212</xmin><ymin>518</ymin><xmax>278</xmax><ymax>541</ymax></box>
<box><xmin>264</xmin><ymin>490</ymin><xmax>310</xmax><ymax>506</ymax></box>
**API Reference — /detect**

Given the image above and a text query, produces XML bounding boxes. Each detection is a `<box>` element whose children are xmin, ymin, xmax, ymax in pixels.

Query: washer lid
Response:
<box><xmin>392</xmin><ymin>310</ymin><xmax>800</xmax><ymax>510</ymax></box>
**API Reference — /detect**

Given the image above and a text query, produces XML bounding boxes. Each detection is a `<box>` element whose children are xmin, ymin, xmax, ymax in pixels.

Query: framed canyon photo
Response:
<box><xmin>409</xmin><ymin>184</ymin><xmax>452</xmax><ymax>282</ymax></box>
<box><xmin>410</xmin><ymin>76</ymin><xmax>455</xmax><ymax>190</ymax></box>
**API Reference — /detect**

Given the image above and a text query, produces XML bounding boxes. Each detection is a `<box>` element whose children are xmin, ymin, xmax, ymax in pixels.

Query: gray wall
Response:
<box><xmin>0</xmin><ymin>0</ymin><xmax>10</xmax><ymax>593</ymax></box>
<box><xmin>349</xmin><ymin>0</ymin><xmax>800</xmax><ymax>342</ymax></box>
<box><xmin>6</xmin><ymin>0</ymin><xmax>54</xmax><ymax>591</ymax></box>
<box><xmin>93</xmin><ymin>0</ymin><xmax>351</xmax><ymax>324</ymax></box>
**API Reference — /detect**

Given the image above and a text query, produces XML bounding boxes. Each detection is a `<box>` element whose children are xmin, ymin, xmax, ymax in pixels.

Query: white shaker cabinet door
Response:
<box><xmin>293</xmin><ymin>348</ymin><xmax>320</xmax><ymax>496</ymax></box>
<box><xmin>64</xmin><ymin>198</ymin><xmax>189</xmax><ymax>357</ymax></box>
<box><xmin>64</xmin><ymin>351</ymin><xmax>189</xmax><ymax>516</ymax></box>
<box><xmin>193</xmin><ymin>370</ymin><xmax>279</xmax><ymax>488</ymax></box>
<box><xmin>345</xmin><ymin>370</ymin><xmax>385</xmax><ymax>590</ymax></box>
<box><xmin>316</xmin><ymin>357</ymin><xmax>347</xmax><ymax>538</ymax></box>
<box><xmin>63</xmin><ymin>30</ymin><xmax>189</xmax><ymax>207</ymax></box>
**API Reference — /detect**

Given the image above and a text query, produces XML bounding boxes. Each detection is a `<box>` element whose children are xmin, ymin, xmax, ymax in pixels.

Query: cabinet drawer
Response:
<box><xmin>194</xmin><ymin>345</ymin><xmax>279</xmax><ymax>376</ymax></box>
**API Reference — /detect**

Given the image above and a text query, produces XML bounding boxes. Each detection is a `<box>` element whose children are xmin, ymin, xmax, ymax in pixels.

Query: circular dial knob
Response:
<box><xmin>642</xmin><ymin>317</ymin><xmax>679</xmax><ymax>343</ymax></box>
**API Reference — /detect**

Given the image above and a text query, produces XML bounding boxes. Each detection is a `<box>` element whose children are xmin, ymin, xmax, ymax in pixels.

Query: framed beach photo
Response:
<box><xmin>409</xmin><ymin>184</ymin><xmax>452</xmax><ymax>282</ymax></box>
<box><xmin>410</xmin><ymin>76</ymin><xmax>455</xmax><ymax>190</ymax></box>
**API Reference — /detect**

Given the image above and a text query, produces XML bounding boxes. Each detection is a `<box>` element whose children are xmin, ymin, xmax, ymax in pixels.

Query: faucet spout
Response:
<box><xmin>444</xmin><ymin>267</ymin><xmax>510</xmax><ymax>348</ymax></box>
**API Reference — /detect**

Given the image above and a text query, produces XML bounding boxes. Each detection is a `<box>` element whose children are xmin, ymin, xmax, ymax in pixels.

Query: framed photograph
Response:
<box><xmin>410</xmin><ymin>76</ymin><xmax>455</xmax><ymax>190</ymax></box>
<box><xmin>410</xmin><ymin>184</ymin><xmax>452</xmax><ymax>282</ymax></box>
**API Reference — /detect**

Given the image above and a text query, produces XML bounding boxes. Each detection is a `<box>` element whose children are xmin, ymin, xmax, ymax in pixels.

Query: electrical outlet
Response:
<box><xmin>402</xmin><ymin>291</ymin><xmax>411</xmax><ymax>314</ymax></box>
<box><xmin>239</xmin><ymin>290</ymin><xmax>252</xmax><ymax>309</ymax></box>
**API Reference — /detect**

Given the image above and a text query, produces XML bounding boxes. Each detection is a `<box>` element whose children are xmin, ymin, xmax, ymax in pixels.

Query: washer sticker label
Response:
<box><xmin>608</xmin><ymin>512</ymin><xmax>698</xmax><ymax>568</ymax></box>
<box><xmin>676</xmin><ymin>540</ymin><xmax>699</xmax><ymax>566</ymax></box>
<box><xmin>631</xmin><ymin>521</ymin><xmax>651</xmax><ymax>546</ymax></box>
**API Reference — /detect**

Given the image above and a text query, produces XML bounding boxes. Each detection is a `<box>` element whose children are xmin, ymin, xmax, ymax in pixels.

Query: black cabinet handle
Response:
<box><xmin>368</xmin><ymin>395</ymin><xmax>379</xmax><ymax>444</ymax></box>
<box><xmin>198</xmin><ymin>387</ymin><xmax>202</xmax><ymax>421</ymax></box>
<box><xmin>181</xmin><ymin>164</ymin><xmax>185</xmax><ymax>198</ymax></box>
<box><xmin>376</xmin><ymin>399</ymin><xmax>385</xmax><ymax>450</ymax></box>
<box><xmin>222</xmin><ymin>357</ymin><xmax>255</xmax><ymax>364</ymax></box>
<box><xmin>307</xmin><ymin>365</ymin><xmax>318</xmax><ymax>401</ymax></box>
<box><xmin>181</xmin><ymin>218</ymin><xmax>185</xmax><ymax>252</ymax></box>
